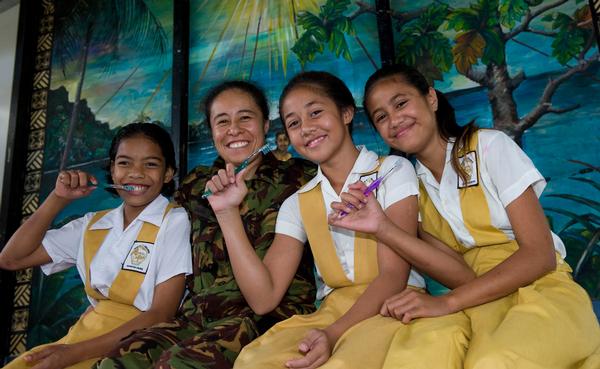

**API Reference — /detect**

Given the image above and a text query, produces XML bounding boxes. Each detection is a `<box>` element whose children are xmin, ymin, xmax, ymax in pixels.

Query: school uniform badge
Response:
<box><xmin>457</xmin><ymin>151</ymin><xmax>479</xmax><ymax>188</ymax></box>
<box><xmin>122</xmin><ymin>241</ymin><xmax>153</xmax><ymax>273</ymax></box>
<box><xmin>360</xmin><ymin>172</ymin><xmax>378</xmax><ymax>196</ymax></box>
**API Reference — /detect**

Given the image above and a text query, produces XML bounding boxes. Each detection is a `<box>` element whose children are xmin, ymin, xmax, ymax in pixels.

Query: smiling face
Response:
<box><xmin>209</xmin><ymin>88</ymin><xmax>269</xmax><ymax>166</ymax></box>
<box><xmin>365</xmin><ymin>76</ymin><xmax>439</xmax><ymax>156</ymax></box>
<box><xmin>281</xmin><ymin>86</ymin><xmax>354</xmax><ymax>164</ymax></box>
<box><xmin>276</xmin><ymin>133</ymin><xmax>290</xmax><ymax>152</ymax></box>
<box><xmin>110</xmin><ymin>135</ymin><xmax>174</xmax><ymax>217</ymax></box>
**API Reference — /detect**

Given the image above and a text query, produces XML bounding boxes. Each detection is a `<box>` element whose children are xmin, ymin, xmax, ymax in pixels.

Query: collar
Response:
<box><xmin>415</xmin><ymin>139</ymin><xmax>454</xmax><ymax>178</ymax></box>
<box><xmin>298</xmin><ymin>146</ymin><xmax>378</xmax><ymax>194</ymax></box>
<box><xmin>89</xmin><ymin>195</ymin><xmax>169</xmax><ymax>230</ymax></box>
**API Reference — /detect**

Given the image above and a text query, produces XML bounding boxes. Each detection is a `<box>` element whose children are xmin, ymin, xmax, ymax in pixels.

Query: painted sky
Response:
<box><xmin>49</xmin><ymin>0</ymin><xmax>174</xmax><ymax>128</ymax></box>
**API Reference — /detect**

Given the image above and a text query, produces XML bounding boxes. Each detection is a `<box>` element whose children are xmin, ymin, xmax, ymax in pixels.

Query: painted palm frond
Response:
<box><xmin>53</xmin><ymin>0</ymin><xmax>168</xmax><ymax>170</ymax></box>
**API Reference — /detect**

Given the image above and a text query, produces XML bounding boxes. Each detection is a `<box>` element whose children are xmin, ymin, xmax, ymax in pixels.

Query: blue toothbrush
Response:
<box><xmin>339</xmin><ymin>159</ymin><xmax>403</xmax><ymax>217</ymax></box>
<box><xmin>202</xmin><ymin>143</ymin><xmax>272</xmax><ymax>199</ymax></box>
<box><xmin>105</xmin><ymin>183</ymin><xmax>136</xmax><ymax>191</ymax></box>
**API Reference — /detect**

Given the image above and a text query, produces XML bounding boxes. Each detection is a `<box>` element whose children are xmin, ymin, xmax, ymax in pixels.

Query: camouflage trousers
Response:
<box><xmin>94</xmin><ymin>314</ymin><xmax>259</xmax><ymax>369</ymax></box>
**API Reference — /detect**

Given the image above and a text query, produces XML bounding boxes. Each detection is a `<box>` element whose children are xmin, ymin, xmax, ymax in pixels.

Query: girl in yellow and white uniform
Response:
<box><xmin>330</xmin><ymin>63</ymin><xmax>600</xmax><ymax>369</ymax></box>
<box><xmin>0</xmin><ymin>123</ymin><xmax>192</xmax><ymax>369</ymax></box>
<box><xmin>206</xmin><ymin>71</ymin><xmax>472</xmax><ymax>369</ymax></box>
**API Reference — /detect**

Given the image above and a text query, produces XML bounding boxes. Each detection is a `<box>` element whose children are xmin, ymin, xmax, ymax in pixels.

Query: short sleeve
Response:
<box><xmin>275</xmin><ymin>193</ymin><xmax>307</xmax><ymax>243</ymax></box>
<box><xmin>41</xmin><ymin>214</ymin><xmax>91</xmax><ymax>275</ymax></box>
<box><xmin>481</xmin><ymin>130</ymin><xmax>546</xmax><ymax>206</ymax></box>
<box><xmin>379</xmin><ymin>156</ymin><xmax>419</xmax><ymax>209</ymax></box>
<box><xmin>154</xmin><ymin>207</ymin><xmax>193</xmax><ymax>285</ymax></box>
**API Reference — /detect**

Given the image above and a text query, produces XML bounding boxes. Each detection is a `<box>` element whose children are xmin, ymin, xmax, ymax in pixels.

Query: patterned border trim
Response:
<box><xmin>8</xmin><ymin>0</ymin><xmax>55</xmax><ymax>356</ymax></box>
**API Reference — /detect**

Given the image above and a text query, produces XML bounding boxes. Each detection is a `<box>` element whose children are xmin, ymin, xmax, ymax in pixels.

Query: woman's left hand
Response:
<box><xmin>285</xmin><ymin>329</ymin><xmax>333</xmax><ymax>369</ymax></box>
<box><xmin>380</xmin><ymin>288</ymin><xmax>456</xmax><ymax>323</ymax></box>
<box><xmin>24</xmin><ymin>344</ymin><xmax>81</xmax><ymax>369</ymax></box>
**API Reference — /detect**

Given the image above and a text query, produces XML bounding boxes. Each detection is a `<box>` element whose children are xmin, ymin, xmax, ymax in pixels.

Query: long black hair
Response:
<box><xmin>363</xmin><ymin>63</ymin><xmax>477</xmax><ymax>182</ymax></box>
<box><xmin>107</xmin><ymin>122</ymin><xmax>177</xmax><ymax>196</ymax></box>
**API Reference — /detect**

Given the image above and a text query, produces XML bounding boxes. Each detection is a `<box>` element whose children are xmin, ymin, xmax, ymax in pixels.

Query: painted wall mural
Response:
<box><xmin>3</xmin><ymin>0</ymin><xmax>598</xmax><ymax>356</ymax></box>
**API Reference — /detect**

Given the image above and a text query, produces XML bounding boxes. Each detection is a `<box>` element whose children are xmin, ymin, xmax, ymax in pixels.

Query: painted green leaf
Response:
<box><xmin>545</xmin><ymin>207</ymin><xmax>597</xmax><ymax>234</ymax></box>
<box><xmin>499</xmin><ymin>0</ymin><xmax>529</xmax><ymax>28</ymax></box>
<box><xmin>551</xmin><ymin>28</ymin><xmax>585</xmax><ymax>64</ymax></box>
<box><xmin>448</xmin><ymin>8</ymin><xmax>480</xmax><ymax>31</ymax></box>
<box><xmin>480</xmin><ymin>29</ymin><xmax>505</xmax><ymax>65</ymax></box>
<box><xmin>547</xmin><ymin>194</ymin><xmax>600</xmax><ymax>213</ymax></box>
<box><xmin>421</xmin><ymin>3</ymin><xmax>450</xmax><ymax>31</ymax></box>
<box><xmin>323</xmin><ymin>0</ymin><xmax>350</xmax><ymax>19</ymax></box>
<box><xmin>569</xmin><ymin>177</ymin><xmax>600</xmax><ymax>192</ymax></box>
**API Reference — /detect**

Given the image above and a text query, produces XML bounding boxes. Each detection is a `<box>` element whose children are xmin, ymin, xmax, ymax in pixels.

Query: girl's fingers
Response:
<box><xmin>68</xmin><ymin>171</ymin><xmax>81</xmax><ymax>188</ymax></box>
<box><xmin>77</xmin><ymin>171</ymin><xmax>88</xmax><ymax>188</ymax></box>
<box><xmin>339</xmin><ymin>192</ymin><xmax>364</xmax><ymax>210</ymax></box>
<box><xmin>348</xmin><ymin>181</ymin><xmax>367</xmax><ymax>191</ymax></box>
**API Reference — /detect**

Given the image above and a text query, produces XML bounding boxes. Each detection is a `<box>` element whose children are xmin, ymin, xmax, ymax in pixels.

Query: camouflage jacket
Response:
<box><xmin>174</xmin><ymin>152</ymin><xmax>317</xmax><ymax>327</ymax></box>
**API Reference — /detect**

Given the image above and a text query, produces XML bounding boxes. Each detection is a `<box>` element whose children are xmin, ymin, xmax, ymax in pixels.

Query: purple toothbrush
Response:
<box><xmin>339</xmin><ymin>160</ymin><xmax>403</xmax><ymax>217</ymax></box>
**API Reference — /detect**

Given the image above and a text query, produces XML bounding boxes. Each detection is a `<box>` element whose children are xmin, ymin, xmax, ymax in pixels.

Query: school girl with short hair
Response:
<box><xmin>205</xmin><ymin>71</ymin><xmax>472</xmax><ymax>369</ymax></box>
<box><xmin>0</xmin><ymin>123</ymin><xmax>192</xmax><ymax>369</ymax></box>
<box><xmin>329</xmin><ymin>63</ymin><xmax>600</xmax><ymax>368</ymax></box>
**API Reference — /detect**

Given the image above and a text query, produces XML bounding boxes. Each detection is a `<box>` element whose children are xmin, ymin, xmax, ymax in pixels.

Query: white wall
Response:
<box><xmin>0</xmin><ymin>4</ymin><xmax>20</xmax><ymax>206</ymax></box>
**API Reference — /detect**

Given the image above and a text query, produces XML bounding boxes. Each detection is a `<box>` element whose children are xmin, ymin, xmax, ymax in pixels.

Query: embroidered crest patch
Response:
<box><xmin>360</xmin><ymin>172</ymin><xmax>378</xmax><ymax>196</ymax></box>
<box><xmin>457</xmin><ymin>151</ymin><xmax>479</xmax><ymax>188</ymax></box>
<box><xmin>122</xmin><ymin>241</ymin><xmax>153</xmax><ymax>273</ymax></box>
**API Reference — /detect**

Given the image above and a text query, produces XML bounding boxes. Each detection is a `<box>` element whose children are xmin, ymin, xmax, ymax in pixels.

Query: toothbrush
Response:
<box><xmin>105</xmin><ymin>183</ymin><xmax>136</xmax><ymax>191</ymax></box>
<box><xmin>339</xmin><ymin>159</ymin><xmax>403</xmax><ymax>217</ymax></box>
<box><xmin>202</xmin><ymin>143</ymin><xmax>272</xmax><ymax>198</ymax></box>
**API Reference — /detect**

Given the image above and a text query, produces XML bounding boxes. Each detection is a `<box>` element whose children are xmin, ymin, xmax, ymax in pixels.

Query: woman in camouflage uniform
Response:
<box><xmin>95</xmin><ymin>81</ymin><xmax>316</xmax><ymax>369</ymax></box>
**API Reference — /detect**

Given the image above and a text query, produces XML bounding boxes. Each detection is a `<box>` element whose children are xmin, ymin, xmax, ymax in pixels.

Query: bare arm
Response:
<box><xmin>444</xmin><ymin>187</ymin><xmax>556</xmax><ymax>310</ymax></box>
<box><xmin>329</xmin><ymin>181</ymin><xmax>475</xmax><ymax>288</ymax></box>
<box><xmin>286</xmin><ymin>195</ymin><xmax>416</xmax><ymax>368</ymax></box>
<box><xmin>24</xmin><ymin>274</ymin><xmax>186</xmax><ymax>369</ymax></box>
<box><xmin>379</xmin><ymin>187</ymin><xmax>557</xmax><ymax>322</ymax></box>
<box><xmin>0</xmin><ymin>171</ymin><xmax>97</xmax><ymax>270</ymax></box>
<box><xmin>206</xmin><ymin>164</ymin><xmax>304</xmax><ymax>314</ymax></box>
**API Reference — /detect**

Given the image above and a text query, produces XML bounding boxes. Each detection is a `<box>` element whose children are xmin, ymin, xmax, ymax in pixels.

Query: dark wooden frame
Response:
<box><xmin>590</xmin><ymin>0</ymin><xmax>600</xmax><ymax>50</ymax></box>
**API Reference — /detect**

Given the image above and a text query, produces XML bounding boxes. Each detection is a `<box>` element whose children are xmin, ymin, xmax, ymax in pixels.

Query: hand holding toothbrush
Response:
<box><xmin>204</xmin><ymin>162</ymin><xmax>250</xmax><ymax>214</ymax></box>
<box><xmin>328</xmin><ymin>160</ymin><xmax>403</xmax><ymax>234</ymax></box>
<box><xmin>55</xmin><ymin>170</ymin><xmax>99</xmax><ymax>200</ymax></box>
<box><xmin>328</xmin><ymin>181</ymin><xmax>387</xmax><ymax>235</ymax></box>
<box><xmin>203</xmin><ymin>143</ymin><xmax>272</xmax><ymax>213</ymax></box>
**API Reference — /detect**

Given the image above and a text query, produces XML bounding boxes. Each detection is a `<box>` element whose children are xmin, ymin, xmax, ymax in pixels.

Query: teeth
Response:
<box><xmin>124</xmin><ymin>185</ymin><xmax>146</xmax><ymax>192</ymax></box>
<box><xmin>229</xmin><ymin>141</ymin><xmax>249</xmax><ymax>149</ymax></box>
<box><xmin>306</xmin><ymin>136</ymin><xmax>325</xmax><ymax>147</ymax></box>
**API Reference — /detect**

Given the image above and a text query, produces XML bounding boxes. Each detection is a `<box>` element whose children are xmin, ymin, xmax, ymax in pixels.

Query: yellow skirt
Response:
<box><xmin>462</xmin><ymin>242</ymin><xmax>600</xmax><ymax>369</ymax></box>
<box><xmin>234</xmin><ymin>284</ymin><xmax>470</xmax><ymax>369</ymax></box>
<box><xmin>4</xmin><ymin>300</ymin><xmax>140</xmax><ymax>369</ymax></box>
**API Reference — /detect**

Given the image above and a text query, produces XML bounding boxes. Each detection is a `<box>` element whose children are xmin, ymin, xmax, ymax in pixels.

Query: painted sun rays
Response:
<box><xmin>192</xmin><ymin>0</ymin><xmax>320</xmax><ymax>90</ymax></box>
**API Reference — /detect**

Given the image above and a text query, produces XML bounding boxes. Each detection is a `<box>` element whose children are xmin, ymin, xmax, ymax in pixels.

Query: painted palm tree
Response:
<box><xmin>291</xmin><ymin>0</ymin><xmax>377</xmax><ymax>68</ymax></box>
<box><xmin>54</xmin><ymin>0</ymin><xmax>168</xmax><ymax>170</ymax></box>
